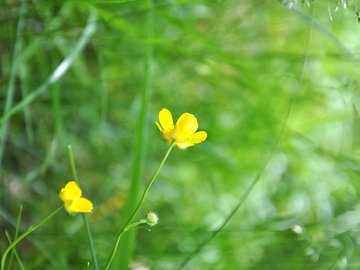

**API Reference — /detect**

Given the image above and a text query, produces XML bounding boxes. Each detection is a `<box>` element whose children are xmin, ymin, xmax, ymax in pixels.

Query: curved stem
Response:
<box><xmin>1</xmin><ymin>206</ymin><xmax>63</xmax><ymax>270</ymax></box>
<box><xmin>104</xmin><ymin>143</ymin><xmax>174</xmax><ymax>270</ymax></box>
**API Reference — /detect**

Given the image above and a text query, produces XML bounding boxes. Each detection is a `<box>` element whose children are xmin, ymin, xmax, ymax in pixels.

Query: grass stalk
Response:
<box><xmin>6</xmin><ymin>205</ymin><xmax>23</xmax><ymax>270</ymax></box>
<box><xmin>4</xmin><ymin>232</ymin><xmax>25</xmax><ymax>270</ymax></box>
<box><xmin>67</xmin><ymin>145</ymin><xmax>99</xmax><ymax>270</ymax></box>
<box><xmin>19</xmin><ymin>61</ymin><xmax>34</xmax><ymax>145</ymax></box>
<box><xmin>1</xmin><ymin>206</ymin><xmax>63</xmax><ymax>270</ymax></box>
<box><xmin>95</xmin><ymin>52</ymin><xmax>108</xmax><ymax>126</ymax></box>
<box><xmin>113</xmin><ymin>1</ymin><xmax>154</xmax><ymax>269</ymax></box>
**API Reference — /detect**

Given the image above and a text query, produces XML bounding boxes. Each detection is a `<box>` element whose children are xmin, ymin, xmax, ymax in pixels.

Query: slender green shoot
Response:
<box><xmin>6</xmin><ymin>205</ymin><xmax>23</xmax><ymax>270</ymax></box>
<box><xmin>95</xmin><ymin>52</ymin><xmax>108</xmax><ymax>127</ymax></box>
<box><xmin>1</xmin><ymin>206</ymin><xmax>63</xmax><ymax>270</ymax></box>
<box><xmin>4</xmin><ymin>231</ymin><xmax>25</xmax><ymax>270</ymax></box>
<box><xmin>67</xmin><ymin>145</ymin><xmax>99</xmax><ymax>270</ymax></box>
<box><xmin>103</xmin><ymin>219</ymin><xmax>148</xmax><ymax>269</ymax></box>
<box><xmin>104</xmin><ymin>143</ymin><xmax>174</xmax><ymax>270</ymax></box>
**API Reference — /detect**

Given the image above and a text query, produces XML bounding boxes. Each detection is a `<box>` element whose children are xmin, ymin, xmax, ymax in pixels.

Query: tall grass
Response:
<box><xmin>112</xmin><ymin>1</ymin><xmax>154</xmax><ymax>268</ymax></box>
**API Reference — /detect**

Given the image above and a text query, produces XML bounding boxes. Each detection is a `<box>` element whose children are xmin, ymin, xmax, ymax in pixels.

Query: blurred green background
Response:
<box><xmin>1</xmin><ymin>0</ymin><xmax>360</xmax><ymax>269</ymax></box>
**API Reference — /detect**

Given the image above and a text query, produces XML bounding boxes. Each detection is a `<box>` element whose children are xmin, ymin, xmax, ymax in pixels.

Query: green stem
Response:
<box><xmin>82</xmin><ymin>214</ymin><xmax>98</xmax><ymax>270</ymax></box>
<box><xmin>5</xmin><ymin>231</ymin><xmax>25</xmax><ymax>270</ymax></box>
<box><xmin>104</xmin><ymin>219</ymin><xmax>147</xmax><ymax>263</ymax></box>
<box><xmin>67</xmin><ymin>145</ymin><xmax>99</xmax><ymax>270</ymax></box>
<box><xmin>7</xmin><ymin>205</ymin><xmax>23</xmax><ymax>270</ymax></box>
<box><xmin>1</xmin><ymin>206</ymin><xmax>63</xmax><ymax>270</ymax></box>
<box><xmin>67</xmin><ymin>145</ymin><xmax>79</xmax><ymax>183</ymax></box>
<box><xmin>104</xmin><ymin>143</ymin><xmax>174</xmax><ymax>270</ymax></box>
<box><xmin>126</xmin><ymin>220</ymin><xmax>147</xmax><ymax>231</ymax></box>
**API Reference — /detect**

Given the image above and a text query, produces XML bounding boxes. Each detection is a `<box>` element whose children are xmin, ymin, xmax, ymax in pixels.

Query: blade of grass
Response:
<box><xmin>67</xmin><ymin>145</ymin><xmax>99</xmax><ymax>270</ymax></box>
<box><xmin>19</xmin><ymin>60</ymin><xmax>34</xmax><ymax>145</ymax></box>
<box><xmin>6</xmin><ymin>205</ymin><xmax>23</xmax><ymax>270</ymax></box>
<box><xmin>0</xmin><ymin>0</ymin><xmax>27</xmax><ymax>166</ymax></box>
<box><xmin>4</xmin><ymin>231</ymin><xmax>25</xmax><ymax>270</ymax></box>
<box><xmin>96</xmin><ymin>52</ymin><xmax>108</xmax><ymax>126</ymax></box>
<box><xmin>113</xmin><ymin>1</ymin><xmax>154</xmax><ymax>269</ymax></box>
<box><xmin>0</xmin><ymin>8</ymin><xmax>97</xmax><ymax>126</ymax></box>
<box><xmin>1</xmin><ymin>206</ymin><xmax>63</xmax><ymax>270</ymax></box>
<box><xmin>51</xmin><ymin>75</ymin><xmax>63</xmax><ymax>139</ymax></box>
<box><xmin>177</xmin><ymin>3</ymin><xmax>316</xmax><ymax>269</ymax></box>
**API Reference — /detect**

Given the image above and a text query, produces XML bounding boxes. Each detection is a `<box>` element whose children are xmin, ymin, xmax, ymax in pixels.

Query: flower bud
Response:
<box><xmin>146</xmin><ymin>212</ymin><xmax>159</xmax><ymax>226</ymax></box>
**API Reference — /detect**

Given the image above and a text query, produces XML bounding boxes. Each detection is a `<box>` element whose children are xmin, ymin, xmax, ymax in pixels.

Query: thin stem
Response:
<box><xmin>67</xmin><ymin>145</ymin><xmax>99</xmax><ymax>270</ymax></box>
<box><xmin>104</xmin><ymin>143</ymin><xmax>174</xmax><ymax>270</ymax></box>
<box><xmin>126</xmin><ymin>220</ymin><xmax>147</xmax><ymax>231</ymax></box>
<box><xmin>7</xmin><ymin>205</ymin><xmax>23</xmax><ymax>270</ymax></box>
<box><xmin>104</xmin><ymin>219</ymin><xmax>147</xmax><ymax>264</ymax></box>
<box><xmin>82</xmin><ymin>215</ymin><xmax>98</xmax><ymax>270</ymax></box>
<box><xmin>1</xmin><ymin>206</ymin><xmax>63</xmax><ymax>270</ymax></box>
<box><xmin>5</xmin><ymin>232</ymin><xmax>25</xmax><ymax>270</ymax></box>
<box><xmin>67</xmin><ymin>145</ymin><xmax>79</xmax><ymax>183</ymax></box>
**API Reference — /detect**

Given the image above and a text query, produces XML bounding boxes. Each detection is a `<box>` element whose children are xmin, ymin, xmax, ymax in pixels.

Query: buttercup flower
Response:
<box><xmin>156</xmin><ymin>108</ymin><xmax>207</xmax><ymax>149</ymax></box>
<box><xmin>60</xmin><ymin>181</ymin><xmax>93</xmax><ymax>213</ymax></box>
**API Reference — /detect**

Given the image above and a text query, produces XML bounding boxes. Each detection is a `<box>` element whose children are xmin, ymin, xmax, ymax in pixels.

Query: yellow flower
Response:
<box><xmin>156</xmin><ymin>108</ymin><xmax>207</xmax><ymax>149</ymax></box>
<box><xmin>60</xmin><ymin>181</ymin><xmax>93</xmax><ymax>213</ymax></box>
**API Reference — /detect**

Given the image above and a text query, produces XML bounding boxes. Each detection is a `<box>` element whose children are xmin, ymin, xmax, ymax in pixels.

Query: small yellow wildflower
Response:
<box><xmin>156</xmin><ymin>108</ymin><xmax>207</xmax><ymax>149</ymax></box>
<box><xmin>60</xmin><ymin>181</ymin><xmax>93</xmax><ymax>213</ymax></box>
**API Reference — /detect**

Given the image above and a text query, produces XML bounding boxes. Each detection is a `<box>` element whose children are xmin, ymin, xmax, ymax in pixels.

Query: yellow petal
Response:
<box><xmin>155</xmin><ymin>121</ymin><xmax>163</xmax><ymax>132</ymax></box>
<box><xmin>67</xmin><ymin>197</ymin><xmax>93</xmax><ymax>213</ymax></box>
<box><xmin>189</xmin><ymin>131</ymin><xmax>207</xmax><ymax>144</ymax></box>
<box><xmin>175</xmin><ymin>113</ymin><xmax>198</xmax><ymax>142</ymax></box>
<box><xmin>158</xmin><ymin>108</ymin><xmax>174</xmax><ymax>132</ymax></box>
<box><xmin>156</xmin><ymin>120</ymin><xmax>173</xmax><ymax>143</ymax></box>
<box><xmin>175</xmin><ymin>131</ymin><xmax>207</xmax><ymax>149</ymax></box>
<box><xmin>175</xmin><ymin>141</ymin><xmax>191</xmax><ymax>149</ymax></box>
<box><xmin>60</xmin><ymin>181</ymin><xmax>81</xmax><ymax>202</ymax></box>
<box><xmin>63</xmin><ymin>200</ymin><xmax>73</xmax><ymax>211</ymax></box>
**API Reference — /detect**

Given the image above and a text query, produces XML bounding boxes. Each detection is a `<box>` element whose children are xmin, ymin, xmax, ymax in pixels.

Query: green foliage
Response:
<box><xmin>1</xmin><ymin>0</ymin><xmax>360</xmax><ymax>269</ymax></box>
